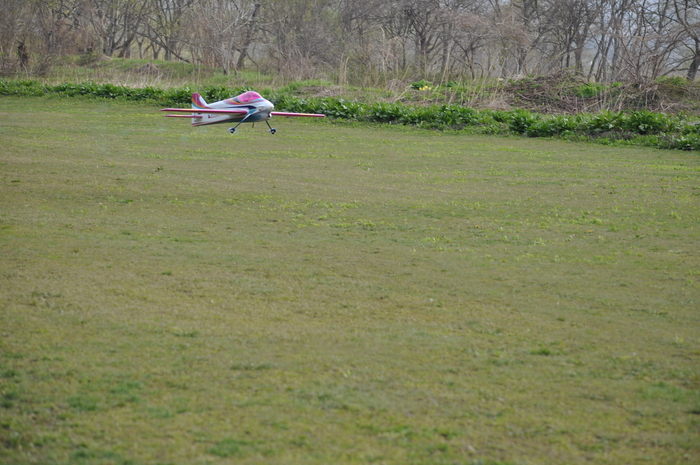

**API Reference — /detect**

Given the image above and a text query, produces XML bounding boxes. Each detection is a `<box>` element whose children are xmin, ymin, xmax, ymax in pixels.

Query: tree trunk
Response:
<box><xmin>688</xmin><ymin>39</ymin><xmax>700</xmax><ymax>81</ymax></box>
<box><xmin>236</xmin><ymin>2</ymin><xmax>261</xmax><ymax>70</ymax></box>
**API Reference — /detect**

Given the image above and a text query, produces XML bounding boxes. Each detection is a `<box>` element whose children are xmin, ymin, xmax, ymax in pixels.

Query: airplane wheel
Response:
<box><xmin>270</xmin><ymin>128</ymin><xmax>276</xmax><ymax>135</ymax></box>
<box><xmin>229</xmin><ymin>127</ymin><xmax>236</xmax><ymax>134</ymax></box>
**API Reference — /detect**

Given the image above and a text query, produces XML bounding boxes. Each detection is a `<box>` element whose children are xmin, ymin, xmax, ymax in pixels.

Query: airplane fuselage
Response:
<box><xmin>192</xmin><ymin>109</ymin><xmax>271</xmax><ymax>125</ymax></box>
<box><xmin>190</xmin><ymin>91</ymin><xmax>273</xmax><ymax>127</ymax></box>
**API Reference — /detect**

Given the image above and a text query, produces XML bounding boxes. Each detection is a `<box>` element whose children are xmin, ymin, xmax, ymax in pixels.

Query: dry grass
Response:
<box><xmin>0</xmin><ymin>97</ymin><xmax>699</xmax><ymax>464</ymax></box>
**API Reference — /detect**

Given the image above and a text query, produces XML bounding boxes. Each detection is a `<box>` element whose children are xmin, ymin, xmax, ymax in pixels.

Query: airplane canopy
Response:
<box><xmin>236</xmin><ymin>91</ymin><xmax>263</xmax><ymax>103</ymax></box>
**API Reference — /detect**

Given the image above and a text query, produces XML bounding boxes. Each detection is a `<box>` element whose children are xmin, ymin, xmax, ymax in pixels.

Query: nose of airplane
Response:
<box><xmin>262</xmin><ymin>99</ymin><xmax>274</xmax><ymax>112</ymax></box>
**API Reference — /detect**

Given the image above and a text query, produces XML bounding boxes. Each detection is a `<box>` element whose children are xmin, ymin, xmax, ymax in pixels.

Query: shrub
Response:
<box><xmin>508</xmin><ymin>109</ymin><xmax>539</xmax><ymax>134</ymax></box>
<box><xmin>624</xmin><ymin>110</ymin><xmax>678</xmax><ymax>135</ymax></box>
<box><xmin>365</xmin><ymin>102</ymin><xmax>407</xmax><ymax>124</ymax></box>
<box><xmin>0</xmin><ymin>79</ymin><xmax>46</xmax><ymax>97</ymax></box>
<box><xmin>487</xmin><ymin>110</ymin><xmax>513</xmax><ymax>124</ymax></box>
<box><xmin>525</xmin><ymin>115</ymin><xmax>576</xmax><ymax>137</ymax></box>
<box><xmin>656</xmin><ymin>76</ymin><xmax>687</xmax><ymax>87</ymax></box>
<box><xmin>163</xmin><ymin>87</ymin><xmax>194</xmax><ymax>106</ymax></box>
<box><xmin>317</xmin><ymin>99</ymin><xmax>364</xmax><ymax>119</ymax></box>
<box><xmin>575</xmin><ymin>83</ymin><xmax>606</xmax><ymax>98</ymax></box>
<box><xmin>411</xmin><ymin>79</ymin><xmax>432</xmax><ymax>90</ymax></box>
<box><xmin>682</xmin><ymin>122</ymin><xmax>700</xmax><ymax>135</ymax></box>
<box><xmin>582</xmin><ymin>110</ymin><xmax>626</xmax><ymax>133</ymax></box>
<box><xmin>131</xmin><ymin>86</ymin><xmax>165</xmax><ymax>101</ymax></box>
<box><xmin>669</xmin><ymin>134</ymin><xmax>700</xmax><ymax>151</ymax></box>
<box><xmin>435</xmin><ymin>105</ymin><xmax>480</xmax><ymax>127</ymax></box>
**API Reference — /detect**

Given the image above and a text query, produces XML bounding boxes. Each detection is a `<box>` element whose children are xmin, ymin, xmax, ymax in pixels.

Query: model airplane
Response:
<box><xmin>161</xmin><ymin>91</ymin><xmax>325</xmax><ymax>134</ymax></box>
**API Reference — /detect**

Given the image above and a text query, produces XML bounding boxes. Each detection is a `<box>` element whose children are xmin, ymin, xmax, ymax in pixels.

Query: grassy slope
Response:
<box><xmin>0</xmin><ymin>97</ymin><xmax>699</xmax><ymax>464</ymax></box>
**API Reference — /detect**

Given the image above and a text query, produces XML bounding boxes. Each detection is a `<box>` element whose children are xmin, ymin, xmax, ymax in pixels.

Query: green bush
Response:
<box><xmin>656</xmin><ymin>76</ymin><xmax>687</xmax><ymax>87</ymax></box>
<box><xmin>508</xmin><ymin>109</ymin><xmax>539</xmax><ymax>134</ymax></box>
<box><xmin>575</xmin><ymin>83</ymin><xmax>606</xmax><ymax>98</ymax></box>
<box><xmin>411</xmin><ymin>79</ymin><xmax>432</xmax><ymax>90</ymax></box>
<box><xmin>525</xmin><ymin>115</ymin><xmax>579</xmax><ymax>137</ymax></box>
<box><xmin>669</xmin><ymin>134</ymin><xmax>700</xmax><ymax>151</ymax></box>
<box><xmin>582</xmin><ymin>110</ymin><xmax>626</xmax><ymax>133</ymax></box>
<box><xmin>0</xmin><ymin>79</ymin><xmax>46</xmax><ymax>97</ymax></box>
<box><xmin>682</xmin><ymin>121</ymin><xmax>700</xmax><ymax>135</ymax></box>
<box><xmin>435</xmin><ymin>105</ymin><xmax>480</xmax><ymax>127</ymax></box>
<box><xmin>624</xmin><ymin>110</ymin><xmax>678</xmax><ymax>135</ymax></box>
<box><xmin>365</xmin><ymin>102</ymin><xmax>408</xmax><ymax>124</ymax></box>
<box><xmin>317</xmin><ymin>98</ymin><xmax>365</xmax><ymax>119</ymax></box>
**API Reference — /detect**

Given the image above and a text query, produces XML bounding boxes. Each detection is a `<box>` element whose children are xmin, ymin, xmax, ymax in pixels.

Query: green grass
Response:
<box><xmin>0</xmin><ymin>97</ymin><xmax>699</xmax><ymax>464</ymax></box>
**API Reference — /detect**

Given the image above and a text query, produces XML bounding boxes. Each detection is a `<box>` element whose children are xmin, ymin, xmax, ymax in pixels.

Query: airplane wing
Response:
<box><xmin>161</xmin><ymin>108</ymin><xmax>249</xmax><ymax>115</ymax></box>
<box><xmin>271</xmin><ymin>111</ymin><xmax>326</xmax><ymax>117</ymax></box>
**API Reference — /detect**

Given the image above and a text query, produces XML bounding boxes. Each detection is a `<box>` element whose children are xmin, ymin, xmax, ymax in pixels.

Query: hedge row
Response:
<box><xmin>2</xmin><ymin>79</ymin><xmax>699</xmax><ymax>151</ymax></box>
<box><xmin>275</xmin><ymin>95</ymin><xmax>700</xmax><ymax>151</ymax></box>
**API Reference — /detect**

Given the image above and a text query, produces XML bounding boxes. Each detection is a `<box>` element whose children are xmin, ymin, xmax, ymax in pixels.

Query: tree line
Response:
<box><xmin>1</xmin><ymin>0</ymin><xmax>699</xmax><ymax>84</ymax></box>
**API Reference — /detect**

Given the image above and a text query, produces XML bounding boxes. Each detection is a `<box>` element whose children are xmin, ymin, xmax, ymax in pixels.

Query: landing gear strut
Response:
<box><xmin>229</xmin><ymin>112</ymin><xmax>254</xmax><ymax>135</ymax></box>
<box><xmin>228</xmin><ymin>117</ymin><xmax>276</xmax><ymax>135</ymax></box>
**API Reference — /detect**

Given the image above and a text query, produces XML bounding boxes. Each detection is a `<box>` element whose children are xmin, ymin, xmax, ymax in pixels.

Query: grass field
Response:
<box><xmin>1</xmin><ymin>97</ymin><xmax>699</xmax><ymax>464</ymax></box>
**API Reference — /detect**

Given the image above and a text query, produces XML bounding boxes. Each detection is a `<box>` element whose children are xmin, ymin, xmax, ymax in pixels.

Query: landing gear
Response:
<box><xmin>229</xmin><ymin>112</ymin><xmax>253</xmax><ymax>135</ymax></box>
<box><xmin>228</xmin><ymin>119</ymin><xmax>276</xmax><ymax>135</ymax></box>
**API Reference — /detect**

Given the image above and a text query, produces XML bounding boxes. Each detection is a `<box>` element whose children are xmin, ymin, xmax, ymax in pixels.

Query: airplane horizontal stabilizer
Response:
<box><xmin>165</xmin><ymin>114</ymin><xmax>202</xmax><ymax>118</ymax></box>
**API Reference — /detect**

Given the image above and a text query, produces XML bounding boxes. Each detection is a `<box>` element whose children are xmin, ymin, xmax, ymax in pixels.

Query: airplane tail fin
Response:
<box><xmin>192</xmin><ymin>92</ymin><xmax>208</xmax><ymax>109</ymax></box>
<box><xmin>191</xmin><ymin>93</ymin><xmax>208</xmax><ymax>126</ymax></box>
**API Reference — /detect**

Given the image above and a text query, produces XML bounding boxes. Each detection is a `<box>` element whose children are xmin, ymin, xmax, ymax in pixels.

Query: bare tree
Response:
<box><xmin>450</xmin><ymin>11</ymin><xmax>492</xmax><ymax>77</ymax></box>
<box><xmin>489</xmin><ymin>0</ymin><xmax>534</xmax><ymax>77</ymax></box>
<box><xmin>189</xmin><ymin>0</ymin><xmax>261</xmax><ymax>75</ymax></box>
<box><xmin>510</xmin><ymin>0</ymin><xmax>543</xmax><ymax>74</ymax></box>
<box><xmin>540</xmin><ymin>0</ymin><xmax>595</xmax><ymax>71</ymax></box>
<box><xmin>87</xmin><ymin>0</ymin><xmax>148</xmax><ymax>56</ymax></box>
<box><xmin>261</xmin><ymin>0</ymin><xmax>338</xmax><ymax>80</ymax></box>
<box><xmin>612</xmin><ymin>0</ymin><xmax>683</xmax><ymax>81</ymax></box>
<box><xmin>1</xmin><ymin>0</ymin><xmax>697</xmax><ymax>85</ymax></box>
<box><xmin>141</xmin><ymin>0</ymin><xmax>194</xmax><ymax>61</ymax></box>
<box><xmin>673</xmin><ymin>0</ymin><xmax>700</xmax><ymax>80</ymax></box>
<box><xmin>15</xmin><ymin>0</ymin><xmax>94</xmax><ymax>74</ymax></box>
<box><xmin>0</xmin><ymin>0</ymin><xmax>32</xmax><ymax>73</ymax></box>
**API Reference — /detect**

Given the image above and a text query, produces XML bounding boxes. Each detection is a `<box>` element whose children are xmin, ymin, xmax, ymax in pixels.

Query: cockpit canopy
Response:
<box><xmin>236</xmin><ymin>91</ymin><xmax>263</xmax><ymax>103</ymax></box>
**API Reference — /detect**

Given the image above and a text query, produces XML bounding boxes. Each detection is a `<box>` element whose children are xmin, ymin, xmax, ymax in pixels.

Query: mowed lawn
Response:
<box><xmin>0</xmin><ymin>97</ymin><xmax>698</xmax><ymax>465</ymax></box>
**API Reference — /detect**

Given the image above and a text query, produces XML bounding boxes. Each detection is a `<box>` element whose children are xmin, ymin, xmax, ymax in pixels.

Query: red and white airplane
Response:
<box><xmin>161</xmin><ymin>91</ymin><xmax>325</xmax><ymax>134</ymax></box>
